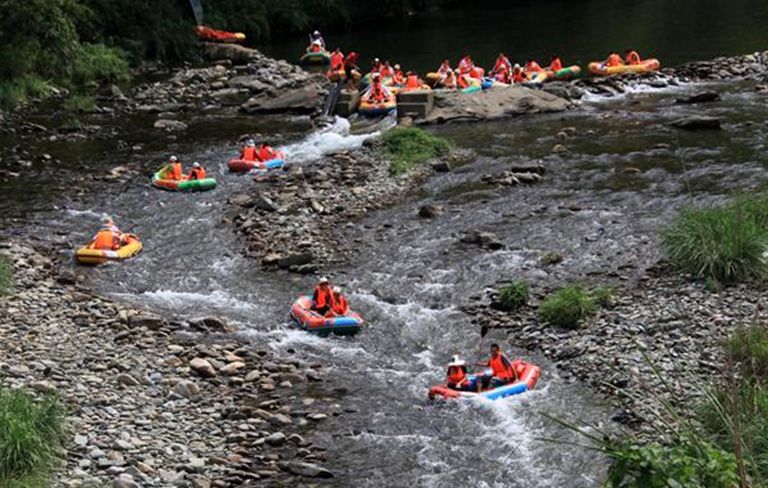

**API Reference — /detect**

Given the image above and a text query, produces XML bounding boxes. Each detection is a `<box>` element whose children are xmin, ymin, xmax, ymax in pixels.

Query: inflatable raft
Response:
<box><xmin>428</xmin><ymin>360</ymin><xmax>541</xmax><ymax>401</ymax></box>
<box><xmin>195</xmin><ymin>25</ymin><xmax>245</xmax><ymax>43</ymax></box>
<box><xmin>524</xmin><ymin>71</ymin><xmax>549</xmax><ymax>85</ymax></box>
<box><xmin>227</xmin><ymin>155</ymin><xmax>285</xmax><ymax>172</ymax></box>
<box><xmin>588</xmin><ymin>58</ymin><xmax>661</xmax><ymax>76</ymax></box>
<box><xmin>358</xmin><ymin>93</ymin><xmax>397</xmax><ymax>116</ymax></box>
<box><xmin>75</xmin><ymin>234</ymin><xmax>142</xmax><ymax>265</ymax></box>
<box><xmin>300</xmin><ymin>51</ymin><xmax>331</xmax><ymax>65</ymax></box>
<box><xmin>548</xmin><ymin>65</ymin><xmax>582</xmax><ymax>80</ymax></box>
<box><xmin>152</xmin><ymin>172</ymin><xmax>216</xmax><ymax>192</ymax></box>
<box><xmin>290</xmin><ymin>296</ymin><xmax>363</xmax><ymax>336</ymax></box>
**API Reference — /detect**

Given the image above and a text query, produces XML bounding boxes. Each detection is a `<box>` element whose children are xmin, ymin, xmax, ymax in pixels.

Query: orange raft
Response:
<box><xmin>588</xmin><ymin>58</ymin><xmax>661</xmax><ymax>76</ymax></box>
<box><xmin>428</xmin><ymin>360</ymin><xmax>541</xmax><ymax>401</ymax></box>
<box><xmin>195</xmin><ymin>25</ymin><xmax>246</xmax><ymax>43</ymax></box>
<box><xmin>290</xmin><ymin>296</ymin><xmax>363</xmax><ymax>336</ymax></box>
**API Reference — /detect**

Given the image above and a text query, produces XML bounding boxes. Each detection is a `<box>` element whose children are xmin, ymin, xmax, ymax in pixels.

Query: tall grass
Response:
<box><xmin>662</xmin><ymin>196</ymin><xmax>768</xmax><ymax>284</ymax></box>
<box><xmin>0</xmin><ymin>255</ymin><xmax>12</xmax><ymax>294</ymax></box>
<box><xmin>380</xmin><ymin>127</ymin><xmax>452</xmax><ymax>175</ymax></box>
<box><xmin>497</xmin><ymin>280</ymin><xmax>529</xmax><ymax>311</ymax></box>
<box><xmin>538</xmin><ymin>284</ymin><xmax>597</xmax><ymax>329</ymax></box>
<box><xmin>0</xmin><ymin>389</ymin><xmax>65</xmax><ymax>484</ymax></box>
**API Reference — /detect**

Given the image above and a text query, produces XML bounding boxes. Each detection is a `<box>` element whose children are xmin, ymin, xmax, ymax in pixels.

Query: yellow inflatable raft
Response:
<box><xmin>75</xmin><ymin>234</ymin><xmax>143</xmax><ymax>265</ymax></box>
<box><xmin>588</xmin><ymin>58</ymin><xmax>661</xmax><ymax>76</ymax></box>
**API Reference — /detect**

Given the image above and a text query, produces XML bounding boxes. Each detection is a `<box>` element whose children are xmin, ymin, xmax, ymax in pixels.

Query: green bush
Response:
<box><xmin>61</xmin><ymin>95</ymin><xmax>97</xmax><ymax>113</ymax></box>
<box><xmin>69</xmin><ymin>44</ymin><xmax>132</xmax><ymax>87</ymax></box>
<box><xmin>497</xmin><ymin>280</ymin><xmax>528</xmax><ymax>311</ymax></box>
<box><xmin>0</xmin><ymin>77</ymin><xmax>53</xmax><ymax>109</ymax></box>
<box><xmin>591</xmin><ymin>286</ymin><xmax>614</xmax><ymax>307</ymax></box>
<box><xmin>0</xmin><ymin>255</ymin><xmax>12</xmax><ymax>294</ymax></box>
<box><xmin>726</xmin><ymin>325</ymin><xmax>768</xmax><ymax>383</ymax></box>
<box><xmin>380</xmin><ymin>127</ymin><xmax>452</xmax><ymax>175</ymax></box>
<box><xmin>539</xmin><ymin>285</ymin><xmax>596</xmax><ymax>329</ymax></box>
<box><xmin>662</xmin><ymin>198</ymin><xmax>768</xmax><ymax>284</ymax></box>
<box><xmin>0</xmin><ymin>388</ymin><xmax>65</xmax><ymax>484</ymax></box>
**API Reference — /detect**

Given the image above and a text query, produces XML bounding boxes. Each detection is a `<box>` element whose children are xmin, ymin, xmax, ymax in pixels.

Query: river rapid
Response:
<box><xmin>2</xmin><ymin>40</ymin><xmax>768</xmax><ymax>488</ymax></box>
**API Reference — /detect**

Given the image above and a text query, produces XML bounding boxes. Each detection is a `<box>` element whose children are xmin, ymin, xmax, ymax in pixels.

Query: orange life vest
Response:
<box><xmin>606</xmin><ymin>54</ymin><xmax>623</xmax><ymax>67</ymax></box>
<box><xmin>189</xmin><ymin>167</ymin><xmax>206</xmax><ymax>180</ymax></box>
<box><xmin>309</xmin><ymin>44</ymin><xmax>322</xmax><ymax>53</ymax></box>
<box><xmin>313</xmin><ymin>285</ymin><xmax>332</xmax><ymax>309</ymax></box>
<box><xmin>369</xmin><ymin>82</ymin><xmax>385</xmax><ymax>102</ymax></box>
<box><xmin>331</xmin><ymin>294</ymin><xmax>349</xmax><ymax>315</ymax></box>
<box><xmin>330</xmin><ymin>52</ymin><xmax>344</xmax><ymax>70</ymax></box>
<box><xmin>494</xmin><ymin>57</ymin><xmax>510</xmax><ymax>73</ymax></box>
<box><xmin>258</xmin><ymin>146</ymin><xmax>276</xmax><ymax>161</ymax></box>
<box><xmin>457</xmin><ymin>74</ymin><xmax>470</xmax><ymax>89</ymax></box>
<box><xmin>241</xmin><ymin>146</ymin><xmax>258</xmax><ymax>161</ymax></box>
<box><xmin>405</xmin><ymin>74</ymin><xmax>420</xmax><ymax>89</ymax></box>
<box><xmin>447</xmin><ymin>367</ymin><xmax>469</xmax><ymax>388</ymax></box>
<box><xmin>512</xmin><ymin>68</ymin><xmax>524</xmax><ymax>83</ymax></box>
<box><xmin>625</xmin><ymin>51</ymin><xmax>641</xmax><ymax>65</ymax></box>
<box><xmin>91</xmin><ymin>229</ymin><xmax>120</xmax><ymax>250</ymax></box>
<box><xmin>525</xmin><ymin>61</ymin><xmax>543</xmax><ymax>73</ymax></box>
<box><xmin>489</xmin><ymin>353</ymin><xmax>515</xmax><ymax>380</ymax></box>
<box><xmin>550</xmin><ymin>58</ymin><xmax>563</xmax><ymax>71</ymax></box>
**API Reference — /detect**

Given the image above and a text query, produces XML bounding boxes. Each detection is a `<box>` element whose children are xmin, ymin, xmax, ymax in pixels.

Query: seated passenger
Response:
<box><xmin>549</xmin><ymin>55</ymin><xmax>563</xmax><ymax>72</ymax></box>
<box><xmin>437</xmin><ymin>59</ymin><xmax>452</xmax><ymax>77</ymax></box>
<box><xmin>309</xmin><ymin>30</ymin><xmax>325</xmax><ymax>50</ymax></box>
<box><xmin>476</xmin><ymin>343</ymin><xmax>518</xmax><ymax>391</ymax></box>
<box><xmin>494</xmin><ymin>63</ymin><xmax>510</xmax><ymax>84</ymax></box>
<box><xmin>380</xmin><ymin>61</ymin><xmax>394</xmax><ymax>79</ymax></box>
<box><xmin>312</xmin><ymin>277</ymin><xmax>333</xmax><ymax>315</ymax></box>
<box><xmin>605</xmin><ymin>51</ymin><xmax>624</xmax><ymax>67</ymax></box>
<box><xmin>188</xmin><ymin>162</ymin><xmax>206</xmax><ymax>180</ymax></box>
<box><xmin>256</xmin><ymin>143</ymin><xmax>278</xmax><ymax>162</ymax></box>
<box><xmin>329</xmin><ymin>286</ymin><xmax>350</xmax><ymax>316</ymax></box>
<box><xmin>404</xmin><ymin>71</ymin><xmax>421</xmax><ymax>90</ymax></box>
<box><xmin>457</xmin><ymin>55</ymin><xmax>473</xmax><ymax>75</ymax></box>
<box><xmin>525</xmin><ymin>59</ymin><xmax>543</xmax><ymax>73</ymax></box>
<box><xmin>624</xmin><ymin>49</ymin><xmax>642</xmax><ymax>65</ymax></box>
<box><xmin>240</xmin><ymin>139</ymin><xmax>258</xmax><ymax>161</ymax></box>
<box><xmin>493</xmin><ymin>52</ymin><xmax>511</xmax><ymax>75</ymax></box>
<box><xmin>457</xmin><ymin>72</ymin><xmax>472</xmax><ymax>90</ymax></box>
<box><xmin>159</xmin><ymin>155</ymin><xmax>182</xmax><ymax>180</ymax></box>
<box><xmin>392</xmin><ymin>64</ymin><xmax>405</xmax><ymax>85</ymax></box>
<box><xmin>307</xmin><ymin>39</ymin><xmax>323</xmax><ymax>53</ymax></box>
<box><xmin>445</xmin><ymin>356</ymin><xmax>472</xmax><ymax>391</ymax></box>
<box><xmin>330</xmin><ymin>48</ymin><xmax>345</xmax><ymax>71</ymax></box>
<box><xmin>88</xmin><ymin>216</ymin><xmax>125</xmax><ymax>251</ymax></box>
<box><xmin>442</xmin><ymin>69</ymin><xmax>457</xmax><ymax>89</ymax></box>
<box><xmin>512</xmin><ymin>64</ymin><xmax>525</xmax><ymax>83</ymax></box>
<box><xmin>365</xmin><ymin>73</ymin><xmax>388</xmax><ymax>102</ymax></box>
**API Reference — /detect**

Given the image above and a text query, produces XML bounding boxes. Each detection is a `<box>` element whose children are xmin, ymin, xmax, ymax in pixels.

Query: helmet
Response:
<box><xmin>513</xmin><ymin>63</ymin><xmax>521</xmax><ymax>69</ymax></box>
<box><xmin>192</xmin><ymin>162</ymin><xmax>201</xmax><ymax>168</ymax></box>
<box><xmin>372</xmin><ymin>72</ymin><xmax>380</xmax><ymax>79</ymax></box>
<box><xmin>169</xmin><ymin>155</ymin><xmax>178</xmax><ymax>162</ymax></box>
<box><xmin>313</xmin><ymin>30</ymin><xmax>320</xmax><ymax>36</ymax></box>
<box><xmin>447</xmin><ymin>355</ymin><xmax>466</xmax><ymax>368</ymax></box>
<box><xmin>374</xmin><ymin>58</ymin><xmax>380</xmax><ymax>63</ymax></box>
<box><xmin>246</xmin><ymin>139</ymin><xmax>256</xmax><ymax>147</ymax></box>
<box><xmin>394</xmin><ymin>64</ymin><xmax>401</xmax><ymax>70</ymax></box>
<box><xmin>332</xmin><ymin>286</ymin><xmax>342</xmax><ymax>293</ymax></box>
<box><xmin>319</xmin><ymin>276</ymin><xmax>329</xmax><ymax>284</ymax></box>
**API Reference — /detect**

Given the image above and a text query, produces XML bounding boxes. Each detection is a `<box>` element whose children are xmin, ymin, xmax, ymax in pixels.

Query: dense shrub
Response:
<box><xmin>380</xmin><ymin>127</ymin><xmax>452</xmax><ymax>175</ymax></box>
<box><xmin>0</xmin><ymin>255</ymin><xmax>11</xmax><ymax>294</ymax></box>
<box><xmin>0</xmin><ymin>389</ymin><xmax>66</xmax><ymax>484</ymax></box>
<box><xmin>497</xmin><ymin>280</ymin><xmax>528</xmax><ymax>311</ymax></box>
<box><xmin>538</xmin><ymin>284</ymin><xmax>596</xmax><ymax>329</ymax></box>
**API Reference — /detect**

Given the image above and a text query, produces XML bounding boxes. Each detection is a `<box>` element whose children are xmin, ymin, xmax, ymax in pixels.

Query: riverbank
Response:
<box><xmin>0</xmin><ymin>241</ymin><xmax>338</xmax><ymax>486</ymax></box>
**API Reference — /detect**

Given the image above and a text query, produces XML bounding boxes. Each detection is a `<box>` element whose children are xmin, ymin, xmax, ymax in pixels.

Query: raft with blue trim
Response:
<box><xmin>227</xmin><ymin>155</ymin><xmax>284</xmax><ymax>172</ymax></box>
<box><xmin>428</xmin><ymin>360</ymin><xmax>541</xmax><ymax>401</ymax></box>
<box><xmin>290</xmin><ymin>296</ymin><xmax>363</xmax><ymax>336</ymax></box>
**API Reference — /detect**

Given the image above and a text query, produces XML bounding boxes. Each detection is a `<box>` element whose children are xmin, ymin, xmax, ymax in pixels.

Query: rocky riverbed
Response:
<box><xmin>0</xmin><ymin>241</ymin><xmax>340</xmax><ymax>487</ymax></box>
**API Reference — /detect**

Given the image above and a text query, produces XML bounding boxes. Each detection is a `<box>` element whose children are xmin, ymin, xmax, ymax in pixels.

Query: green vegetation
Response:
<box><xmin>0</xmin><ymin>255</ymin><xmax>12</xmax><ymax>294</ymax></box>
<box><xmin>0</xmin><ymin>388</ymin><xmax>66</xmax><ymax>485</ymax></box>
<box><xmin>590</xmin><ymin>285</ymin><xmax>614</xmax><ymax>307</ymax></box>
<box><xmin>497</xmin><ymin>280</ymin><xmax>528</xmax><ymax>311</ymax></box>
<box><xmin>540</xmin><ymin>251</ymin><xmax>564</xmax><ymax>265</ymax></box>
<box><xmin>380</xmin><ymin>127</ymin><xmax>452</xmax><ymax>175</ymax></box>
<box><xmin>61</xmin><ymin>95</ymin><xmax>97</xmax><ymax>113</ymax></box>
<box><xmin>538</xmin><ymin>284</ymin><xmax>597</xmax><ymax>329</ymax></box>
<box><xmin>662</xmin><ymin>195</ymin><xmax>768</xmax><ymax>284</ymax></box>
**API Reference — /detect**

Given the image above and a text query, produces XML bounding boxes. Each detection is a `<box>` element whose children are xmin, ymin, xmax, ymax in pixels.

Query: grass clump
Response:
<box><xmin>0</xmin><ymin>77</ymin><xmax>53</xmax><ymax>109</ymax></box>
<box><xmin>591</xmin><ymin>285</ymin><xmax>614</xmax><ymax>307</ymax></box>
<box><xmin>662</xmin><ymin>196</ymin><xmax>768</xmax><ymax>284</ymax></box>
<box><xmin>61</xmin><ymin>95</ymin><xmax>96</xmax><ymax>113</ymax></box>
<box><xmin>497</xmin><ymin>280</ymin><xmax>528</xmax><ymax>311</ymax></box>
<box><xmin>0</xmin><ymin>388</ymin><xmax>66</xmax><ymax>484</ymax></box>
<box><xmin>0</xmin><ymin>255</ymin><xmax>12</xmax><ymax>294</ymax></box>
<box><xmin>539</xmin><ymin>284</ymin><xmax>596</xmax><ymax>329</ymax></box>
<box><xmin>380</xmin><ymin>127</ymin><xmax>452</xmax><ymax>175</ymax></box>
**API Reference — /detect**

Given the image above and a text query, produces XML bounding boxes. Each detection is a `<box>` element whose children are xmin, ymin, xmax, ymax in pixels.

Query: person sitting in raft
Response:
<box><xmin>468</xmin><ymin>64</ymin><xmax>483</xmax><ymax>79</ymax></box>
<box><xmin>159</xmin><ymin>155</ymin><xmax>183</xmax><ymax>180</ymax></box>
<box><xmin>494</xmin><ymin>63</ymin><xmax>510</xmax><ymax>84</ymax></box>
<box><xmin>511</xmin><ymin>64</ymin><xmax>525</xmax><ymax>83</ymax></box>
<box><xmin>365</xmin><ymin>73</ymin><xmax>389</xmax><ymax>102</ymax></box>
<box><xmin>492</xmin><ymin>52</ymin><xmax>512</xmax><ymax>76</ymax></box>
<box><xmin>445</xmin><ymin>355</ymin><xmax>473</xmax><ymax>392</ymax></box>
<box><xmin>625</xmin><ymin>49</ymin><xmax>642</xmax><ymax>65</ymax></box>
<box><xmin>307</xmin><ymin>39</ymin><xmax>323</xmax><ymax>54</ymax></box>
<box><xmin>256</xmin><ymin>143</ymin><xmax>278</xmax><ymax>162</ymax></box>
<box><xmin>549</xmin><ymin>54</ymin><xmax>563</xmax><ymax>72</ymax></box>
<box><xmin>88</xmin><ymin>216</ymin><xmax>126</xmax><ymax>250</ymax></box>
<box><xmin>329</xmin><ymin>286</ymin><xmax>350</xmax><ymax>317</ymax></box>
<box><xmin>404</xmin><ymin>71</ymin><xmax>422</xmax><ymax>90</ymax></box>
<box><xmin>391</xmin><ymin>64</ymin><xmax>405</xmax><ymax>85</ymax></box>
<box><xmin>308</xmin><ymin>30</ymin><xmax>325</xmax><ymax>50</ymax></box>
<box><xmin>437</xmin><ymin>59</ymin><xmax>452</xmax><ymax>77</ymax></box>
<box><xmin>344</xmin><ymin>51</ymin><xmax>360</xmax><ymax>89</ymax></box>
<box><xmin>476</xmin><ymin>343</ymin><xmax>518</xmax><ymax>391</ymax></box>
<box><xmin>312</xmin><ymin>277</ymin><xmax>333</xmax><ymax>315</ymax></box>
<box><xmin>456</xmin><ymin>71</ymin><xmax>472</xmax><ymax>90</ymax></box>
<box><xmin>380</xmin><ymin>61</ymin><xmax>394</xmax><ymax>79</ymax></box>
<box><xmin>188</xmin><ymin>162</ymin><xmax>206</xmax><ymax>180</ymax></box>
<box><xmin>441</xmin><ymin>69</ymin><xmax>457</xmax><ymax>89</ymax></box>
<box><xmin>371</xmin><ymin>57</ymin><xmax>382</xmax><ymax>74</ymax></box>
<box><xmin>525</xmin><ymin>59</ymin><xmax>544</xmax><ymax>73</ymax></box>
<box><xmin>240</xmin><ymin>139</ymin><xmax>259</xmax><ymax>161</ymax></box>
<box><xmin>457</xmin><ymin>55</ymin><xmax>473</xmax><ymax>75</ymax></box>
<box><xmin>604</xmin><ymin>51</ymin><xmax>624</xmax><ymax>67</ymax></box>
<box><xmin>330</xmin><ymin>48</ymin><xmax>345</xmax><ymax>71</ymax></box>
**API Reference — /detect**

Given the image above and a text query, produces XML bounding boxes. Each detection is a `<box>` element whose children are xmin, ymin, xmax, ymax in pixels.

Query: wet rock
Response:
<box><xmin>229</xmin><ymin>194</ymin><xmax>255</xmax><ymax>208</ymax></box>
<box><xmin>153</xmin><ymin>119</ymin><xmax>188</xmax><ymax>132</ymax></box>
<box><xmin>173</xmin><ymin>380</ymin><xmax>201</xmax><ymax>399</ymax></box>
<box><xmin>418</xmin><ymin>204</ymin><xmax>442</xmax><ymax>219</ymax></box>
<box><xmin>675</xmin><ymin>91</ymin><xmax>720</xmax><ymax>104</ymax></box>
<box><xmin>227</xmin><ymin>75</ymin><xmax>270</xmax><ymax>93</ymax></box>
<box><xmin>113</xmin><ymin>476</ymin><xmax>140</xmax><ymax>488</ymax></box>
<box><xmin>116</xmin><ymin>373</ymin><xmax>140</xmax><ymax>386</ymax></box>
<box><xmin>189</xmin><ymin>358</ymin><xmax>217</xmax><ymax>378</ymax></box>
<box><xmin>201</xmin><ymin>42</ymin><xmax>258</xmax><ymax>64</ymax></box>
<box><xmin>280</xmin><ymin>461</ymin><xmax>333</xmax><ymax>479</ymax></box>
<box><xmin>241</xmin><ymin>83</ymin><xmax>328</xmax><ymax>114</ymax></box>
<box><xmin>277</xmin><ymin>253</ymin><xmax>314</xmax><ymax>269</ymax></box>
<box><xmin>129</xmin><ymin>314</ymin><xmax>165</xmax><ymax>330</ymax></box>
<box><xmin>189</xmin><ymin>316</ymin><xmax>229</xmax><ymax>332</ymax></box>
<box><xmin>265</xmin><ymin>432</ymin><xmax>286</xmax><ymax>446</ymax></box>
<box><xmin>670</xmin><ymin>116</ymin><xmax>721</xmax><ymax>130</ymax></box>
<box><xmin>460</xmin><ymin>231</ymin><xmax>505</xmax><ymax>250</ymax></box>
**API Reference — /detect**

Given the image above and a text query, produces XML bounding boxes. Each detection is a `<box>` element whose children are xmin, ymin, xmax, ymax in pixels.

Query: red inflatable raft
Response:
<box><xmin>195</xmin><ymin>25</ymin><xmax>246</xmax><ymax>44</ymax></box>
<box><xmin>428</xmin><ymin>360</ymin><xmax>541</xmax><ymax>401</ymax></box>
<box><xmin>290</xmin><ymin>296</ymin><xmax>363</xmax><ymax>336</ymax></box>
<box><xmin>227</xmin><ymin>152</ymin><xmax>285</xmax><ymax>172</ymax></box>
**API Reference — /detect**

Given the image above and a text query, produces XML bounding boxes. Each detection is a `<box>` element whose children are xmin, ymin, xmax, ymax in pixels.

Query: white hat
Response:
<box><xmin>374</xmin><ymin>58</ymin><xmax>380</xmax><ymax>63</ymax></box>
<box><xmin>192</xmin><ymin>162</ymin><xmax>201</xmax><ymax>168</ymax></box>
<box><xmin>313</xmin><ymin>30</ymin><xmax>320</xmax><ymax>35</ymax></box>
<box><xmin>447</xmin><ymin>355</ymin><xmax>465</xmax><ymax>368</ymax></box>
<box><xmin>312</xmin><ymin>40</ymin><xmax>321</xmax><ymax>45</ymax></box>
<box><xmin>513</xmin><ymin>63</ymin><xmax>521</xmax><ymax>69</ymax></box>
<box><xmin>332</xmin><ymin>286</ymin><xmax>341</xmax><ymax>293</ymax></box>
<box><xmin>394</xmin><ymin>64</ymin><xmax>401</xmax><ymax>70</ymax></box>
<box><xmin>169</xmin><ymin>155</ymin><xmax>178</xmax><ymax>162</ymax></box>
<box><xmin>319</xmin><ymin>276</ymin><xmax>329</xmax><ymax>284</ymax></box>
<box><xmin>246</xmin><ymin>139</ymin><xmax>256</xmax><ymax>147</ymax></box>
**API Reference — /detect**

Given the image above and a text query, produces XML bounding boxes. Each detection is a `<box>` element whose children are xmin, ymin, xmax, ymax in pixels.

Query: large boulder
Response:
<box><xmin>670</xmin><ymin>116</ymin><xmax>721</xmax><ymax>130</ymax></box>
<box><xmin>201</xmin><ymin>42</ymin><xmax>259</xmax><ymax>65</ymax></box>
<box><xmin>240</xmin><ymin>82</ymin><xmax>328</xmax><ymax>114</ymax></box>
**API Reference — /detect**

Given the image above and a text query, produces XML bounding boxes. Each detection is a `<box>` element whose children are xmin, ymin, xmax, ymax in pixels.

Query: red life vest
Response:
<box><xmin>625</xmin><ymin>51</ymin><xmax>641</xmax><ymax>65</ymax></box>
<box><xmin>258</xmin><ymin>146</ymin><xmax>276</xmax><ymax>161</ymax></box>
<box><xmin>313</xmin><ymin>285</ymin><xmax>332</xmax><ymax>309</ymax></box>
<box><xmin>189</xmin><ymin>167</ymin><xmax>206</xmax><ymax>180</ymax></box>
<box><xmin>512</xmin><ymin>69</ymin><xmax>524</xmax><ymax>83</ymax></box>
<box><xmin>330</xmin><ymin>52</ymin><xmax>344</xmax><ymax>70</ymax></box>
<box><xmin>331</xmin><ymin>294</ymin><xmax>349</xmax><ymax>315</ymax></box>
<box><xmin>447</xmin><ymin>367</ymin><xmax>469</xmax><ymax>388</ymax></box>
<box><xmin>241</xmin><ymin>146</ymin><xmax>258</xmax><ymax>161</ymax></box>
<box><xmin>489</xmin><ymin>353</ymin><xmax>515</xmax><ymax>380</ymax></box>
<box><xmin>405</xmin><ymin>74</ymin><xmax>420</xmax><ymax>89</ymax></box>
<box><xmin>91</xmin><ymin>229</ymin><xmax>120</xmax><ymax>250</ymax></box>
<box><xmin>457</xmin><ymin>75</ymin><xmax>470</xmax><ymax>89</ymax></box>
<box><xmin>526</xmin><ymin>61</ymin><xmax>543</xmax><ymax>73</ymax></box>
<box><xmin>550</xmin><ymin>58</ymin><xmax>563</xmax><ymax>71</ymax></box>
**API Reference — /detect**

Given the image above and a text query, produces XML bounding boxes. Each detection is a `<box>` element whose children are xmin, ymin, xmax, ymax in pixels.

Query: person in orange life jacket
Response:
<box><xmin>256</xmin><ymin>143</ymin><xmax>277</xmax><ymax>162</ymax></box>
<box><xmin>391</xmin><ymin>64</ymin><xmax>405</xmax><ymax>85</ymax></box>
<box><xmin>88</xmin><ymin>216</ymin><xmax>125</xmax><ymax>251</ymax></box>
<box><xmin>367</xmin><ymin>73</ymin><xmax>387</xmax><ymax>102</ymax></box>
<box><xmin>308</xmin><ymin>30</ymin><xmax>325</xmax><ymax>50</ymax></box>
<box><xmin>159</xmin><ymin>155</ymin><xmax>182</xmax><ymax>180</ymax></box>
<box><xmin>525</xmin><ymin>59</ymin><xmax>543</xmax><ymax>73</ymax></box>
<box><xmin>512</xmin><ymin>64</ymin><xmax>525</xmax><ymax>83</ymax></box>
<box><xmin>330</xmin><ymin>48</ymin><xmax>344</xmax><ymax>71</ymax></box>
<box><xmin>456</xmin><ymin>72</ymin><xmax>471</xmax><ymax>89</ymax></box>
<box><xmin>380</xmin><ymin>61</ymin><xmax>394</xmax><ymax>78</ymax></box>
<box><xmin>371</xmin><ymin>57</ymin><xmax>382</xmax><ymax>74</ymax></box>
<box><xmin>240</xmin><ymin>139</ymin><xmax>258</xmax><ymax>161</ymax></box>
<box><xmin>624</xmin><ymin>49</ymin><xmax>642</xmax><ymax>65</ymax></box>
<box><xmin>445</xmin><ymin>355</ymin><xmax>473</xmax><ymax>391</ymax></box>
<box><xmin>307</xmin><ymin>39</ymin><xmax>323</xmax><ymax>53</ymax></box>
<box><xmin>494</xmin><ymin>63</ymin><xmax>510</xmax><ymax>84</ymax></box>
<box><xmin>312</xmin><ymin>277</ymin><xmax>333</xmax><ymax>315</ymax></box>
<box><xmin>405</xmin><ymin>71</ymin><xmax>421</xmax><ymax>89</ymax></box>
<box><xmin>188</xmin><ymin>162</ymin><xmax>206</xmax><ymax>180</ymax></box>
<box><xmin>442</xmin><ymin>69</ymin><xmax>457</xmax><ymax>89</ymax></box>
<box><xmin>458</xmin><ymin>55</ymin><xmax>473</xmax><ymax>75</ymax></box>
<box><xmin>549</xmin><ymin>54</ymin><xmax>563</xmax><ymax>72</ymax></box>
<box><xmin>437</xmin><ymin>59</ymin><xmax>452</xmax><ymax>77</ymax></box>
<box><xmin>328</xmin><ymin>286</ymin><xmax>349</xmax><ymax>316</ymax></box>
<box><xmin>492</xmin><ymin>52</ymin><xmax>511</xmax><ymax>75</ymax></box>
<box><xmin>604</xmin><ymin>51</ymin><xmax>624</xmax><ymax>67</ymax></box>
<box><xmin>476</xmin><ymin>343</ymin><xmax>518</xmax><ymax>391</ymax></box>
<box><xmin>468</xmin><ymin>65</ymin><xmax>483</xmax><ymax>79</ymax></box>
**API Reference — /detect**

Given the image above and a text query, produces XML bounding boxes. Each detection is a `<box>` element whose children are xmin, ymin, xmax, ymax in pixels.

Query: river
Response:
<box><xmin>2</xmin><ymin>9</ymin><xmax>768</xmax><ymax>487</ymax></box>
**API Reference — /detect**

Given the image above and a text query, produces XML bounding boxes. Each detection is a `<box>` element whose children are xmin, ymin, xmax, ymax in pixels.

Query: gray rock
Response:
<box><xmin>173</xmin><ymin>380</ymin><xmax>201</xmax><ymax>399</ymax></box>
<box><xmin>153</xmin><ymin>119</ymin><xmax>188</xmax><ymax>132</ymax></box>
<box><xmin>418</xmin><ymin>204</ymin><xmax>442</xmax><ymax>219</ymax></box>
<box><xmin>277</xmin><ymin>253</ymin><xmax>314</xmax><ymax>269</ymax></box>
<box><xmin>460</xmin><ymin>231</ymin><xmax>505</xmax><ymax>250</ymax></box>
<box><xmin>265</xmin><ymin>432</ymin><xmax>286</xmax><ymax>445</ymax></box>
<box><xmin>675</xmin><ymin>91</ymin><xmax>720</xmax><ymax>104</ymax></box>
<box><xmin>670</xmin><ymin>116</ymin><xmax>721</xmax><ymax>130</ymax></box>
<box><xmin>129</xmin><ymin>314</ymin><xmax>165</xmax><ymax>330</ymax></box>
<box><xmin>280</xmin><ymin>461</ymin><xmax>333</xmax><ymax>478</ymax></box>
<box><xmin>189</xmin><ymin>358</ymin><xmax>217</xmax><ymax>378</ymax></box>
<box><xmin>189</xmin><ymin>316</ymin><xmax>228</xmax><ymax>332</ymax></box>
<box><xmin>116</xmin><ymin>373</ymin><xmax>140</xmax><ymax>386</ymax></box>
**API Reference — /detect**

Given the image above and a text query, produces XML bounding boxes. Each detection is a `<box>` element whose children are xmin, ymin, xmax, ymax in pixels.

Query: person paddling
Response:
<box><xmin>159</xmin><ymin>155</ymin><xmax>183</xmax><ymax>180</ymax></box>
<box><xmin>476</xmin><ymin>343</ymin><xmax>518</xmax><ymax>391</ymax></box>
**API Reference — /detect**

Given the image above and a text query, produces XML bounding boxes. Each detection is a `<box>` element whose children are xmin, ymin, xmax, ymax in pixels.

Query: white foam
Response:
<box><xmin>114</xmin><ymin>289</ymin><xmax>258</xmax><ymax>314</ymax></box>
<box><xmin>62</xmin><ymin>209</ymin><xmax>107</xmax><ymax>219</ymax></box>
<box><xmin>280</xmin><ymin>116</ymin><xmax>386</xmax><ymax>163</ymax></box>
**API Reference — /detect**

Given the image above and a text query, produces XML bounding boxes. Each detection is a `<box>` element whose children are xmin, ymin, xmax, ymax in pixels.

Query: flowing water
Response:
<box><xmin>3</xmin><ymin>9</ymin><xmax>768</xmax><ymax>485</ymax></box>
